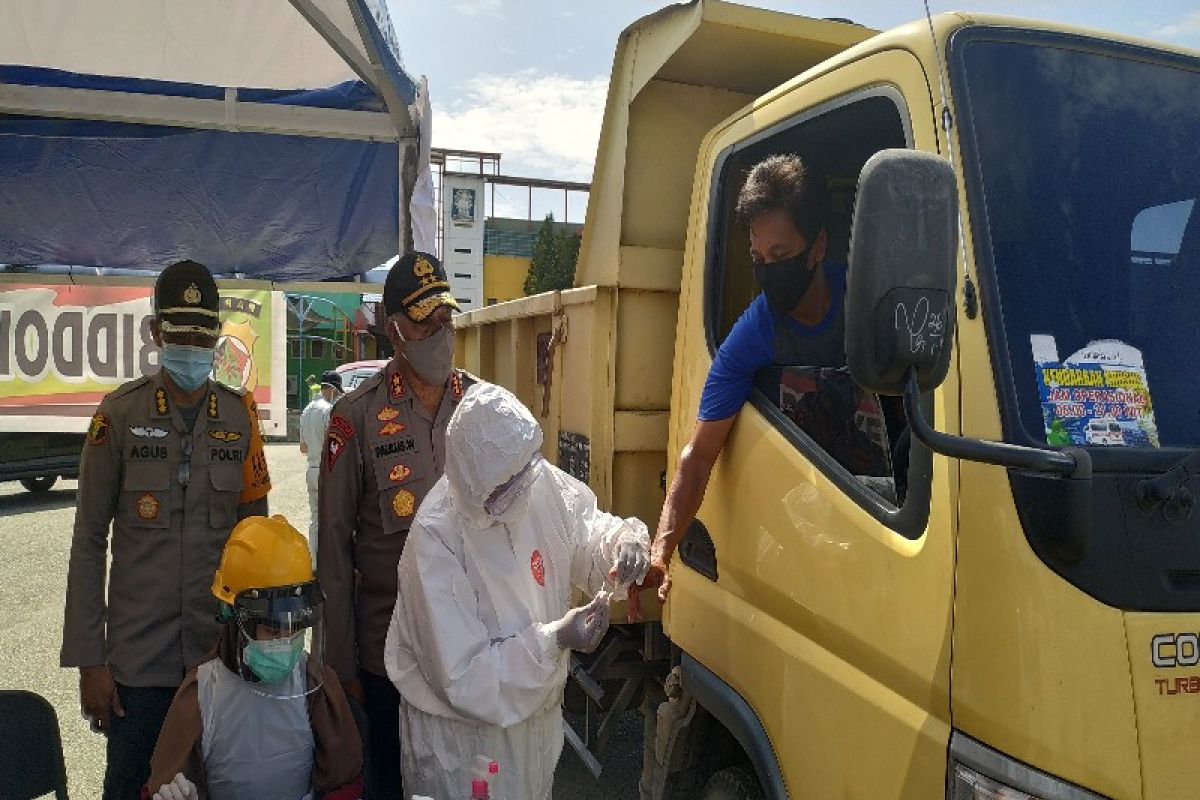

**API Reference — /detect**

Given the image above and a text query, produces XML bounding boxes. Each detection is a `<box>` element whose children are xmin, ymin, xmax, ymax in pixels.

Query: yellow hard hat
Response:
<box><xmin>212</xmin><ymin>515</ymin><xmax>314</xmax><ymax>605</ymax></box>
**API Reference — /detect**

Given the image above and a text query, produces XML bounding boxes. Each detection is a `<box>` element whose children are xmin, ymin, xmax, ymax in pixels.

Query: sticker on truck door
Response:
<box><xmin>1031</xmin><ymin>335</ymin><xmax>1159</xmax><ymax>447</ymax></box>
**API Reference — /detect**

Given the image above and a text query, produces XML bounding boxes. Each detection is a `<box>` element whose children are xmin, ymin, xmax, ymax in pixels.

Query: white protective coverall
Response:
<box><xmin>384</xmin><ymin>383</ymin><xmax>649</xmax><ymax>800</ymax></box>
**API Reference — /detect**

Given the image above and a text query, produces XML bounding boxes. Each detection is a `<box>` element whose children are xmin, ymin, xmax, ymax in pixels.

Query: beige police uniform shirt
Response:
<box><xmin>317</xmin><ymin>361</ymin><xmax>475</xmax><ymax>681</ymax></box>
<box><xmin>61</xmin><ymin>373</ymin><xmax>272</xmax><ymax>687</ymax></box>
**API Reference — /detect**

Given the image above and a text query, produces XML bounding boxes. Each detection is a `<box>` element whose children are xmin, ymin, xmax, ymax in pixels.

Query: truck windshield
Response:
<box><xmin>954</xmin><ymin>34</ymin><xmax>1200</xmax><ymax>449</ymax></box>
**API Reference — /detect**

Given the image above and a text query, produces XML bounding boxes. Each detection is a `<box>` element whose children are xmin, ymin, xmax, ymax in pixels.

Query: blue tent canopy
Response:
<box><xmin>0</xmin><ymin>0</ymin><xmax>421</xmax><ymax>282</ymax></box>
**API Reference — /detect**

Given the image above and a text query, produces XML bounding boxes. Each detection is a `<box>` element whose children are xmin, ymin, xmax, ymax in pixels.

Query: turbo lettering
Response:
<box><xmin>374</xmin><ymin>438</ymin><xmax>416</xmax><ymax>459</ymax></box>
<box><xmin>127</xmin><ymin>444</ymin><xmax>168</xmax><ymax>460</ymax></box>
<box><xmin>1154</xmin><ymin>676</ymin><xmax>1200</xmax><ymax>696</ymax></box>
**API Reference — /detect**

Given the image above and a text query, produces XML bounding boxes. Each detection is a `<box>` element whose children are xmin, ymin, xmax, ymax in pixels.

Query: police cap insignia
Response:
<box><xmin>155</xmin><ymin>260</ymin><xmax>220</xmax><ymax>336</ymax></box>
<box><xmin>383</xmin><ymin>251</ymin><xmax>460</xmax><ymax>322</ymax></box>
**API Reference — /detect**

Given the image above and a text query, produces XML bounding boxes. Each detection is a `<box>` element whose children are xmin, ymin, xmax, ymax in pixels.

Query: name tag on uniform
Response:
<box><xmin>128</xmin><ymin>444</ymin><xmax>169</xmax><ymax>460</ymax></box>
<box><xmin>374</xmin><ymin>438</ymin><xmax>416</xmax><ymax>459</ymax></box>
<box><xmin>209</xmin><ymin>447</ymin><xmax>245</xmax><ymax>463</ymax></box>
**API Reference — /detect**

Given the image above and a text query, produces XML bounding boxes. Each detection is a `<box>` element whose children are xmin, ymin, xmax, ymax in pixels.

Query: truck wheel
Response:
<box><xmin>20</xmin><ymin>475</ymin><xmax>57</xmax><ymax>493</ymax></box>
<box><xmin>701</xmin><ymin>767</ymin><xmax>764</xmax><ymax>800</ymax></box>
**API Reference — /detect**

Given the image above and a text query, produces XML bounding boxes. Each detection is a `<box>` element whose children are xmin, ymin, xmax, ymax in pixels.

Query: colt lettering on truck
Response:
<box><xmin>454</xmin><ymin>2</ymin><xmax>1200</xmax><ymax>798</ymax></box>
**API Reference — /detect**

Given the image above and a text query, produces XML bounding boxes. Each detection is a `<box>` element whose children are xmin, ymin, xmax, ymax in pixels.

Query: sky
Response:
<box><xmin>387</xmin><ymin>1</ymin><xmax>1200</xmax><ymax>220</ymax></box>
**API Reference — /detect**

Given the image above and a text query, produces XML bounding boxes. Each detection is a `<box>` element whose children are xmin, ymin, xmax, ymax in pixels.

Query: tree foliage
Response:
<box><xmin>523</xmin><ymin>213</ymin><xmax>581</xmax><ymax>295</ymax></box>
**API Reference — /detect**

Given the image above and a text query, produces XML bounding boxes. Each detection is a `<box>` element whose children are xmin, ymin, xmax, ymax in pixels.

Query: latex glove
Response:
<box><xmin>552</xmin><ymin>588</ymin><xmax>612</xmax><ymax>653</ymax></box>
<box><xmin>608</xmin><ymin>536</ymin><xmax>650</xmax><ymax>590</ymax></box>
<box><xmin>153</xmin><ymin>773</ymin><xmax>198</xmax><ymax>800</ymax></box>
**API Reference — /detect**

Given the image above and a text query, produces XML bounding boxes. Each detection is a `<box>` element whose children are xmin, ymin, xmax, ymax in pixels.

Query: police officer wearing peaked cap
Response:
<box><xmin>317</xmin><ymin>250</ymin><xmax>482</xmax><ymax>799</ymax></box>
<box><xmin>62</xmin><ymin>259</ymin><xmax>273</xmax><ymax>799</ymax></box>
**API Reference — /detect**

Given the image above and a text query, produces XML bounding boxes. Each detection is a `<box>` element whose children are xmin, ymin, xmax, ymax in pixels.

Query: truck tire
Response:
<box><xmin>20</xmin><ymin>475</ymin><xmax>57</xmax><ymax>493</ymax></box>
<box><xmin>701</xmin><ymin>767</ymin><xmax>764</xmax><ymax>800</ymax></box>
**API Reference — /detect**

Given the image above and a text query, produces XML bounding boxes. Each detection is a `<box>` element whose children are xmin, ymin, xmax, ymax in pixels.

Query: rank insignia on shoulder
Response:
<box><xmin>377</xmin><ymin>407</ymin><xmax>400</xmax><ymax>422</ymax></box>
<box><xmin>450</xmin><ymin>371</ymin><xmax>465</xmax><ymax>402</ymax></box>
<box><xmin>208</xmin><ymin>393</ymin><xmax>219</xmax><ymax>419</ymax></box>
<box><xmin>388</xmin><ymin>463</ymin><xmax>412</xmax><ymax>483</ymax></box>
<box><xmin>392</xmin><ymin>489</ymin><xmax>415</xmax><ymax>518</ymax></box>
<box><xmin>390</xmin><ymin>373</ymin><xmax>407</xmax><ymax>401</ymax></box>
<box><xmin>154</xmin><ymin>388</ymin><xmax>169</xmax><ymax>416</ymax></box>
<box><xmin>88</xmin><ymin>413</ymin><xmax>110</xmax><ymax>445</ymax></box>
<box><xmin>136</xmin><ymin>493</ymin><xmax>160</xmax><ymax>520</ymax></box>
<box><xmin>209</xmin><ymin>430</ymin><xmax>242</xmax><ymax>443</ymax></box>
<box><xmin>379</xmin><ymin>421</ymin><xmax>407</xmax><ymax>437</ymax></box>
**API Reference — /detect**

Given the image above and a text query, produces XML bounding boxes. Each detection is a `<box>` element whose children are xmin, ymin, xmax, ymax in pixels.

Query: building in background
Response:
<box><xmin>284</xmin><ymin>293</ymin><xmax>382</xmax><ymax>409</ymax></box>
<box><xmin>431</xmin><ymin>148</ymin><xmax>589</xmax><ymax>310</ymax></box>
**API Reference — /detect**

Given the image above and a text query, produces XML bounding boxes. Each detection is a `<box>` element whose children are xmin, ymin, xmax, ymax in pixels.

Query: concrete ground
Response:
<box><xmin>0</xmin><ymin>442</ymin><xmax>641</xmax><ymax>799</ymax></box>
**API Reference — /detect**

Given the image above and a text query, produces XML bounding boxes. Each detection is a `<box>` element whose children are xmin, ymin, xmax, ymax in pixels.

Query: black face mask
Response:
<box><xmin>753</xmin><ymin>247</ymin><xmax>816</xmax><ymax>316</ymax></box>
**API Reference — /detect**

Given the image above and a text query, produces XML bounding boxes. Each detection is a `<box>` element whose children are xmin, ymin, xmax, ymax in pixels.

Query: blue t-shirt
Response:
<box><xmin>698</xmin><ymin>263</ymin><xmax>847</xmax><ymax>422</ymax></box>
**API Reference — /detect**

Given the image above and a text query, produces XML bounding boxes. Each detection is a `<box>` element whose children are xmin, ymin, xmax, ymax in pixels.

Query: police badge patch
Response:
<box><xmin>378</xmin><ymin>421</ymin><xmax>406</xmax><ymax>437</ymax></box>
<box><xmin>87</xmin><ymin>413</ymin><xmax>109</xmax><ymax>445</ymax></box>
<box><xmin>327</xmin><ymin>416</ymin><xmax>354</xmax><ymax>470</ymax></box>
<box><xmin>392</xmin><ymin>489</ymin><xmax>415</xmax><ymax>518</ymax></box>
<box><xmin>136</xmin><ymin>493</ymin><xmax>160</xmax><ymax>520</ymax></box>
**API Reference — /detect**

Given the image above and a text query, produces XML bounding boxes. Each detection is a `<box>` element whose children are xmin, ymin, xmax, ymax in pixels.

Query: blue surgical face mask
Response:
<box><xmin>160</xmin><ymin>344</ymin><xmax>214</xmax><ymax>392</ymax></box>
<box><xmin>243</xmin><ymin>633</ymin><xmax>305</xmax><ymax>684</ymax></box>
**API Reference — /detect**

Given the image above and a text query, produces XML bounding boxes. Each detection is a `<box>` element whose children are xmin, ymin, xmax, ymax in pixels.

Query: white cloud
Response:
<box><xmin>1152</xmin><ymin>10</ymin><xmax>1200</xmax><ymax>38</ymax></box>
<box><xmin>432</xmin><ymin>70</ymin><xmax>608</xmax><ymax>184</ymax></box>
<box><xmin>450</xmin><ymin>0</ymin><xmax>503</xmax><ymax>17</ymax></box>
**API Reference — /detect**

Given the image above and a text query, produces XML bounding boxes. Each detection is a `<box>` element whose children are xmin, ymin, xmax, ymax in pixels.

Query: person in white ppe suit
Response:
<box><xmin>385</xmin><ymin>383</ymin><xmax>650</xmax><ymax>800</ymax></box>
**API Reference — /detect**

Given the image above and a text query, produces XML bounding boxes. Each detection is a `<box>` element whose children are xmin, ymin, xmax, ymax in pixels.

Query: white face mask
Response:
<box><xmin>395</xmin><ymin>321</ymin><xmax>454</xmax><ymax>385</ymax></box>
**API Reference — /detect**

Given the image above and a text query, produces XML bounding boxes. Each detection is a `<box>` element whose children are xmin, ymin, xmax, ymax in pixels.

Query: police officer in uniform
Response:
<box><xmin>61</xmin><ymin>260</ymin><xmax>272</xmax><ymax>799</ymax></box>
<box><xmin>317</xmin><ymin>251</ymin><xmax>477</xmax><ymax>798</ymax></box>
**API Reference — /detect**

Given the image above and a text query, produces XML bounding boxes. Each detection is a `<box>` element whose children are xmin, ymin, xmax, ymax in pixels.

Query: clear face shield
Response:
<box><xmin>231</xmin><ymin>581</ymin><xmax>325</xmax><ymax>699</ymax></box>
<box><xmin>484</xmin><ymin>453</ymin><xmax>545</xmax><ymax>520</ymax></box>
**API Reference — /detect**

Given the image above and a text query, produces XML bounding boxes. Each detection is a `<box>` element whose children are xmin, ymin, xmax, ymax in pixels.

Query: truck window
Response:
<box><xmin>706</xmin><ymin>90</ymin><xmax>910</xmax><ymax>504</ymax></box>
<box><xmin>953</xmin><ymin>32</ymin><xmax>1200</xmax><ymax>449</ymax></box>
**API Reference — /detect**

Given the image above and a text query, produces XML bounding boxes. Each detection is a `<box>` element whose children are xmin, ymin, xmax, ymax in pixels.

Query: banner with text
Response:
<box><xmin>0</xmin><ymin>280</ymin><xmax>285</xmax><ymax>434</ymax></box>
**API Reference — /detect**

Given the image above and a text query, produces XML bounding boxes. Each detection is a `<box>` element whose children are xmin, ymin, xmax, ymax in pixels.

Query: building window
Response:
<box><xmin>308</xmin><ymin>339</ymin><xmax>329</xmax><ymax>359</ymax></box>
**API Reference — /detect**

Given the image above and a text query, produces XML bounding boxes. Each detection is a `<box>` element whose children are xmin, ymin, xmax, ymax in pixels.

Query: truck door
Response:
<box><xmin>668</xmin><ymin>50</ymin><xmax>956</xmax><ymax>798</ymax></box>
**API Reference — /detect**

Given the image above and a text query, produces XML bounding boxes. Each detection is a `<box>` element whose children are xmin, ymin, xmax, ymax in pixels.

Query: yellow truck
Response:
<box><xmin>455</xmin><ymin>2</ymin><xmax>1200</xmax><ymax>797</ymax></box>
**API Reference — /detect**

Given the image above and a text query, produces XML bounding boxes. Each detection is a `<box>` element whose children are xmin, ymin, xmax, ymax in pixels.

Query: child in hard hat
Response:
<box><xmin>143</xmin><ymin>515</ymin><xmax>363</xmax><ymax>800</ymax></box>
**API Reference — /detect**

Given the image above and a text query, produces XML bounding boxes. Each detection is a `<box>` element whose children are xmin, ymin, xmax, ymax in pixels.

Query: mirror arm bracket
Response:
<box><xmin>903</xmin><ymin>370</ymin><xmax>1085</xmax><ymax>477</ymax></box>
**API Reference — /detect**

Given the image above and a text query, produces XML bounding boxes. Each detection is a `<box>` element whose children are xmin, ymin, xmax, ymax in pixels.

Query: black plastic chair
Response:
<box><xmin>0</xmin><ymin>690</ymin><xmax>69</xmax><ymax>799</ymax></box>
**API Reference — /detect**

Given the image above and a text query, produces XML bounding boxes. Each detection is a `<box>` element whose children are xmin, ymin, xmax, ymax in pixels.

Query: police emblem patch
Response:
<box><xmin>378</xmin><ymin>421</ymin><xmax>406</xmax><ymax>437</ymax></box>
<box><xmin>326</xmin><ymin>416</ymin><xmax>354</xmax><ymax>470</ymax></box>
<box><xmin>136</xmin><ymin>493</ymin><xmax>160</xmax><ymax>520</ymax></box>
<box><xmin>388</xmin><ymin>463</ymin><xmax>412</xmax><ymax>483</ymax></box>
<box><xmin>183</xmin><ymin>282</ymin><xmax>202</xmax><ymax>305</ymax></box>
<box><xmin>87</xmin><ymin>413</ymin><xmax>109</xmax><ymax>446</ymax></box>
<box><xmin>392</xmin><ymin>489</ymin><xmax>415</xmax><ymax>518</ymax></box>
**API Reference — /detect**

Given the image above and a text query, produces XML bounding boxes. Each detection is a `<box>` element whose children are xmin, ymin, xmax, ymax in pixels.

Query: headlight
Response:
<box><xmin>948</xmin><ymin>732</ymin><xmax>1109</xmax><ymax>800</ymax></box>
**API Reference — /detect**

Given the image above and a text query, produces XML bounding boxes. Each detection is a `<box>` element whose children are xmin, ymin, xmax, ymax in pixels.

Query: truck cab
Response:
<box><xmin>455</xmin><ymin>3</ymin><xmax>1200</xmax><ymax>797</ymax></box>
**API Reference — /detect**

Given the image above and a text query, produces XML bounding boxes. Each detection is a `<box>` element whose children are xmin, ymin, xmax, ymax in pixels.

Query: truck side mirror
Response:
<box><xmin>846</xmin><ymin>149</ymin><xmax>958</xmax><ymax>396</ymax></box>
